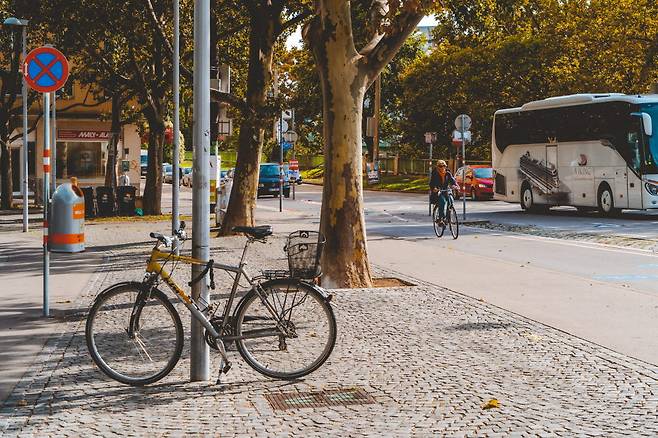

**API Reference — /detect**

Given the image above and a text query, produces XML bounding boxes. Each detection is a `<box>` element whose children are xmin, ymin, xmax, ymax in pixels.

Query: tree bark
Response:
<box><xmin>104</xmin><ymin>92</ymin><xmax>121</xmax><ymax>189</ymax></box>
<box><xmin>306</xmin><ymin>0</ymin><xmax>426</xmax><ymax>288</ymax></box>
<box><xmin>307</xmin><ymin>1</ymin><xmax>373</xmax><ymax>288</ymax></box>
<box><xmin>142</xmin><ymin>117</ymin><xmax>164</xmax><ymax>215</ymax></box>
<box><xmin>219</xmin><ymin>10</ymin><xmax>276</xmax><ymax>234</ymax></box>
<box><xmin>0</xmin><ymin>125</ymin><xmax>13</xmax><ymax>209</ymax></box>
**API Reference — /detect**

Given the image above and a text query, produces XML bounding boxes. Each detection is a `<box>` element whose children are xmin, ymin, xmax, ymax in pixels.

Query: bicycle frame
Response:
<box><xmin>145</xmin><ymin>239</ymin><xmax>288</xmax><ymax>342</ymax></box>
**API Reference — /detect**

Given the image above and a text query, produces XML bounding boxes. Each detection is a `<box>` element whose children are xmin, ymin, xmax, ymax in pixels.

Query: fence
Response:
<box><xmin>217</xmin><ymin>152</ymin><xmax>490</xmax><ymax>176</ymax></box>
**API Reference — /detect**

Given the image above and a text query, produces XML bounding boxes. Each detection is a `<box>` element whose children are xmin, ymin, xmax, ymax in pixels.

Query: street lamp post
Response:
<box><xmin>191</xmin><ymin>0</ymin><xmax>211</xmax><ymax>382</ymax></box>
<box><xmin>172</xmin><ymin>0</ymin><xmax>180</xmax><ymax>246</ymax></box>
<box><xmin>3</xmin><ymin>17</ymin><xmax>29</xmax><ymax>232</ymax></box>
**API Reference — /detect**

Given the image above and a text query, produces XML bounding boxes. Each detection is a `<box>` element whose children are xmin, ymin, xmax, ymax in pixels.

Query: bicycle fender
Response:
<box><xmin>259</xmin><ymin>278</ymin><xmax>332</xmax><ymax>302</ymax></box>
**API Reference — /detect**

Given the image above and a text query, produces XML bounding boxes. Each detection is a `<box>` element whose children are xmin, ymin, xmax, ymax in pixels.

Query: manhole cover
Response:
<box><xmin>264</xmin><ymin>387</ymin><xmax>376</xmax><ymax>410</ymax></box>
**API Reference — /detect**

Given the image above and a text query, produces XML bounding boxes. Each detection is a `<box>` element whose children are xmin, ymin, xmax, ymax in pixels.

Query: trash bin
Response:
<box><xmin>116</xmin><ymin>185</ymin><xmax>137</xmax><ymax>216</ymax></box>
<box><xmin>96</xmin><ymin>186</ymin><xmax>116</xmax><ymax>217</ymax></box>
<box><xmin>49</xmin><ymin>183</ymin><xmax>85</xmax><ymax>253</ymax></box>
<box><xmin>81</xmin><ymin>187</ymin><xmax>96</xmax><ymax>218</ymax></box>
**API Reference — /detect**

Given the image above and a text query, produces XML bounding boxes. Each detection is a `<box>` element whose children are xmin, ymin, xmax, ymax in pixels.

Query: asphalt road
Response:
<box><xmin>235</xmin><ymin>184</ymin><xmax>657</xmax><ymax>365</ymax></box>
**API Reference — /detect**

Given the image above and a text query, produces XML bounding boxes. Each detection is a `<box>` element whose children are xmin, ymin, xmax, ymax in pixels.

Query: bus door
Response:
<box><xmin>626</xmin><ymin>120</ymin><xmax>645</xmax><ymax>208</ymax></box>
<box><xmin>614</xmin><ymin>168</ymin><xmax>629</xmax><ymax>208</ymax></box>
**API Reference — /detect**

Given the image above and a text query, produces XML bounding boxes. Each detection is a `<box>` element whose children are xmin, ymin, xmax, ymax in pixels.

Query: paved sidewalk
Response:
<box><xmin>1</xmin><ymin>223</ymin><xmax>656</xmax><ymax>436</ymax></box>
<box><xmin>0</xmin><ymin>229</ymin><xmax>103</xmax><ymax>404</ymax></box>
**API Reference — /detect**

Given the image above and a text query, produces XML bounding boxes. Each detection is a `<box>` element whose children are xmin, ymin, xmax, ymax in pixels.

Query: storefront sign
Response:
<box><xmin>58</xmin><ymin>130</ymin><xmax>113</xmax><ymax>141</ymax></box>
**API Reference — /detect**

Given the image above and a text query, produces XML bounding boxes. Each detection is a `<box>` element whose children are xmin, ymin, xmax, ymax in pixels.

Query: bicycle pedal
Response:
<box><xmin>222</xmin><ymin>362</ymin><xmax>232</xmax><ymax>374</ymax></box>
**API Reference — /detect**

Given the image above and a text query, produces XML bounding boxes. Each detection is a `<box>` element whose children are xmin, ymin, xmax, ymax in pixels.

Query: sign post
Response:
<box><xmin>283</xmin><ymin>129</ymin><xmax>299</xmax><ymax>200</ymax></box>
<box><xmin>425</xmin><ymin>132</ymin><xmax>437</xmax><ymax>216</ymax></box>
<box><xmin>454</xmin><ymin>114</ymin><xmax>471</xmax><ymax>220</ymax></box>
<box><xmin>24</xmin><ymin>46</ymin><xmax>69</xmax><ymax>317</ymax></box>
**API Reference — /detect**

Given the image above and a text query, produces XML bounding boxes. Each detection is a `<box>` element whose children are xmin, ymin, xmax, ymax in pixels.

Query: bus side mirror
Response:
<box><xmin>642</xmin><ymin>113</ymin><xmax>652</xmax><ymax>136</ymax></box>
<box><xmin>632</xmin><ymin>112</ymin><xmax>652</xmax><ymax>136</ymax></box>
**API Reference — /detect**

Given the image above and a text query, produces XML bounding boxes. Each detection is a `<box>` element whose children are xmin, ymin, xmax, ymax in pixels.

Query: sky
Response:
<box><xmin>285</xmin><ymin>15</ymin><xmax>438</xmax><ymax>49</ymax></box>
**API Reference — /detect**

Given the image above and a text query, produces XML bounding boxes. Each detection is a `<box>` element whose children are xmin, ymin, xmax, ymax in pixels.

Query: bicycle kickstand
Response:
<box><xmin>216</xmin><ymin>340</ymin><xmax>232</xmax><ymax>385</ymax></box>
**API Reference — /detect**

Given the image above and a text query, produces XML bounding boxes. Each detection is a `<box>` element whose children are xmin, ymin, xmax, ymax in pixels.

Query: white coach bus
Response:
<box><xmin>492</xmin><ymin>94</ymin><xmax>658</xmax><ymax>215</ymax></box>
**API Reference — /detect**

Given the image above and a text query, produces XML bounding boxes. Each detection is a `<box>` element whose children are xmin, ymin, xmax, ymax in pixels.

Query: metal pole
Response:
<box><xmin>172</xmin><ymin>0</ymin><xmax>180</xmax><ymax>242</ymax></box>
<box><xmin>291</xmin><ymin>109</ymin><xmax>295</xmax><ymax>201</ymax></box>
<box><xmin>21</xmin><ymin>26</ymin><xmax>28</xmax><ymax>232</ymax></box>
<box><xmin>191</xmin><ymin>0</ymin><xmax>210</xmax><ymax>382</ymax></box>
<box><xmin>461</xmin><ymin>115</ymin><xmax>466</xmax><ymax>220</ymax></box>
<box><xmin>51</xmin><ymin>92</ymin><xmax>56</xmax><ymax>194</ymax></box>
<box><xmin>428</xmin><ymin>141</ymin><xmax>433</xmax><ymax>216</ymax></box>
<box><xmin>373</xmin><ymin>75</ymin><xmax>381</xmax><ymax>176</ymax></box>
<box><xmin>43</xmin><ymin>92</ymin><xmax>50</xmax><ymax>317</ymax></box>
<box><xmin>279</xmin><ymin>115</ymin><xmax>283</xmax><ymax>212</ymax></box>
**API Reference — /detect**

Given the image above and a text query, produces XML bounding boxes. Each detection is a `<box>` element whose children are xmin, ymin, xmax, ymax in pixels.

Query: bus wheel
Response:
<box><xmin>520</xmin><ymin>183</ymin><xmax>534</xmax><ymax>211</ymax></box>
<box><xmin>597</xmin><ymin>183</ymin><xmax>619</xmax><ymax>217</ymax></box>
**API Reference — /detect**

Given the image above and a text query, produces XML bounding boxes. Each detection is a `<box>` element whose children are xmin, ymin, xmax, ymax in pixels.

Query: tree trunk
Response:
<box><xmin>143</xmin><ymin>119</ymin><xmax>164</xmax><ymax>215</ymax></box>
<box><xmin>0</xmin><ymin>141</ymin><xmax>12</xmax><ymax>209</ymax></box>
<box><xmin>104</xmin><ymin>92</ymin><xmax>121</xmax><ymax>189</ymax></box>
<box><xmin>219</xmin><ymin>12</ymin><xmax>276</xmax><ymax>235</ymax></box>
<box><xmin>308</xmin><ymin>1</ymin><xmax>373</xmax><ymax>288</ymax></box>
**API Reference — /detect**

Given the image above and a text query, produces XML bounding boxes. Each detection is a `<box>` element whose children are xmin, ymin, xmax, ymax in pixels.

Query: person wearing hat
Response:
<box><xmin>429</xmin><ymin>160</ymin><xmax>458</xmax><ymax>226</ymax></box>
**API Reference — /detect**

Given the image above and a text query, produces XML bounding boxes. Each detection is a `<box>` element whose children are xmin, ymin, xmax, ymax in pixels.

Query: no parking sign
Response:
<box><xmin>24</xmin><ymin>46</ymin><xmax>69</xmax><ymax>93</ymax></box>
<box><xmin>24</xmin><ymin>46</ymin><xmax>70</xmax><ymax>318</ymax></box>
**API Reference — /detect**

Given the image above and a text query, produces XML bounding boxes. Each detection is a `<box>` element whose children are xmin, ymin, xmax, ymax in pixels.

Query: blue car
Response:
<box><xmin>258</xmin><ymin>163</ymin><xmax>290</xmax><ymax>198</ymax></box>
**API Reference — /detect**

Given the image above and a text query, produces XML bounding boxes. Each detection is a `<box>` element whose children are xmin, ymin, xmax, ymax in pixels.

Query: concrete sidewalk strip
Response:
<box><xmin>0</xmin><ymin>226</ymin><xmax>656</xmax><ymax>436</ymax></box>
<box><xmin>0</xmin><ymin>231</ymin><xmax>104</xmax><ymax>404</ymax></box>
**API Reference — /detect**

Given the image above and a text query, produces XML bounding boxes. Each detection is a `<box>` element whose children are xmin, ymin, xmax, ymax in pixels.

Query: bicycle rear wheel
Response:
<box><xmin>432</xmin><ymin>204</ymin><xmax>446</xmax><ymax>238</ymax></box>
<box><xmin>234</xmin><ymin>279</ymin><xmax>336</xmax><ymax>380</ymax></box>
<box><xmin>448</xmin><ymin>206</ymin><xmax>459</xmax><ymax>239</ymax></box>
<box><xmin>86</xmin><ymin>282</ymin><xmax>184</xmax><ymax>386</ymax></box>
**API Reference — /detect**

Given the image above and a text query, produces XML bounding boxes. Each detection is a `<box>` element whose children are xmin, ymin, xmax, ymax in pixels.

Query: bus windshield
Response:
<box><xmin>640</xmin><ymin>104</ymin><xmax>658</xmax><ymax>174</ymax></box>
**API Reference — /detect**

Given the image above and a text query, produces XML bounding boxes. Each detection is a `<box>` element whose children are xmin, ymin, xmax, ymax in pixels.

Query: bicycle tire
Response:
<box><xmin>234</xmin><ymin>278</ymin><xmax>336</xmax><ymax>380</ymax></box>
<box><xmin>448</xmin><ymin>206</ymin><xmax>459</xmax><ymax>239</ymax></box>
<box><xmin>432</xmin><ymin>204</ymin><xmax>446</xmax><ymax>238</ymax></box>
<box><xmin>86</xmin><ymin>282</ymin><xmax>184</xmax><ymax>386</ymax></box>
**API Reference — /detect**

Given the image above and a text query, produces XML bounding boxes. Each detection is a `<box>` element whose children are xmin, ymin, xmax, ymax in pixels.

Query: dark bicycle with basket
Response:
<box><xmin>85</xmin><ymin>223</ymin><xmax>336</xmax><ymax>385</ymax></box>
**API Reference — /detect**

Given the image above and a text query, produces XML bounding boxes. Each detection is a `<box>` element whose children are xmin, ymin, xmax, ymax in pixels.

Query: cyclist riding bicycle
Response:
<box><xmin>429</xmin><ymin>160</ymin><xmax>459</xmax><ymax>226</ymax></box>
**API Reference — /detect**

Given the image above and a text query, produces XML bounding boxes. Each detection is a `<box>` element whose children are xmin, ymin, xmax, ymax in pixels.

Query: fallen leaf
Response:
<box><xmin>16</xmin><ymin>399</ymin><xmax>27</xmax><ymax>407</ymax></box>
<box><xmin>482</xmin><ymin>399</ymin><xmax>500</xmax><ymax>410</ymax></box>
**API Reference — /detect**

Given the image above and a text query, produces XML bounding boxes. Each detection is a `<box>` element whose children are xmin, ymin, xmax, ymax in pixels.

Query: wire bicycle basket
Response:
<box><xmin>285</xmin><ymin>230</ymin><xmax>325</xmax><ymax>279</ymax></box>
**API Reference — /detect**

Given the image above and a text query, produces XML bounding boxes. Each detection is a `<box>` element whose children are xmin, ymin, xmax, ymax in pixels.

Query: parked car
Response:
<box><xmin>140</xmin><ymin>150</ymin><xmax>148</xmax><ymax>176</ymax></box>
<box><xmin>162</xmin><ymin>163</ymin><xmax>173</xmax><ymax>183</ymax></box>
<box><xmin>454</xmin><ymin>165</ymin><xmax>494</xmax><ymax>200</ymax></box>
<box><xmin>258</xmin><ymin>163</ymin><xmax>290</xmax><ymax>198</ymax></box>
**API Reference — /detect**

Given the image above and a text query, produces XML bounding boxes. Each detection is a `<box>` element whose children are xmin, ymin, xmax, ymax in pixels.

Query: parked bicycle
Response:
<box><xmin>85</xmin><ymin>222</ymin><xmax>336</xmax><ymax>386</ymax></box>
<box><xmin>432</xmin><ymin>189</ymin><xmax>459</xmax><ymax>239</ymax></box>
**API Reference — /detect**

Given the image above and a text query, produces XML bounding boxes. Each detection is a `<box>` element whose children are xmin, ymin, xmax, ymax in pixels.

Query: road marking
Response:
<box><xmin>593</xmin><ymin>274</ymin><xmax>658</xmax><ymax>282</ymax></box>
<box><xmin>469</xmin><ymin>226</ymin><xmax>658</xmax><ymax>257</ymax></box>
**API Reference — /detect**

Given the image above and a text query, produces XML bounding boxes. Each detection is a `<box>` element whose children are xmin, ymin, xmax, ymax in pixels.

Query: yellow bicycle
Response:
<box><xmin>85</xmin><ymin>222</ymin><xmax>336</xmax><ymax>386</ymax></box>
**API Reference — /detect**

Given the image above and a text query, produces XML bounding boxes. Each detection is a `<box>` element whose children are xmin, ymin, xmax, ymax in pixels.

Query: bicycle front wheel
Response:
<box><xmin>234</xmin><ymin>279</ymin><xmax>336</xmax><ymax>380</ymax></box>
<box><xmin>449</xmin><ymin>206</ymin><xmax>459</xmax><ymax>239</ymax></box>
<box><xmin>85</xmin><ymin>282</ymin><xmax>184</xmax><ymax>386</ymax></box>
<box><xmin>432</xmin><ymin>204</ymin><xmax>446</xmax><ymax>238</ymax></box>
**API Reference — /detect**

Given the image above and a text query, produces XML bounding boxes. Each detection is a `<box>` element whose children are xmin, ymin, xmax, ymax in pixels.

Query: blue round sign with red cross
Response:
<box><xmin>23</xmin><ymin>47</ymin><xmax>69</xmax><ymax>93</ymax></box>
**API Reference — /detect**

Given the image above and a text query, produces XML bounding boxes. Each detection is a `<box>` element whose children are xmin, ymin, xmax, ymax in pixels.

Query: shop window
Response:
<box><xmin>65</xmin><ymin>142</ymin><xmax>104</xmax><ymax>178</ymax></box>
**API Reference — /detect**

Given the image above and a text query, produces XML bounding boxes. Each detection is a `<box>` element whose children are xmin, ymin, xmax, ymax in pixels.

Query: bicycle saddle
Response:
<box><xmin>232</xmin><ymin>225</ymin><xmax>273</xmax><ymax>239</ymax></box>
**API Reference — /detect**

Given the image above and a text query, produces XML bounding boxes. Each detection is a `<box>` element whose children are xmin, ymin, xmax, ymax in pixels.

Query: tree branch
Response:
<box><xmin>210</xmin><ymin>88</ymin><xmax>248</xmax><ymax>114</ymax></box>
<box><xmin>360</xmin><ymin>9</ymin><xmax>426</xmax><ymax>85</ymax></box>
<box><xmin>279</xmin><ymin>9</ymin><xmax>313</xmax><ymax>36</ymax></box>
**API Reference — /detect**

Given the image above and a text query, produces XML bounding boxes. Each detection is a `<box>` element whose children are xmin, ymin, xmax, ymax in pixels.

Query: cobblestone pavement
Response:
<box><xmin>470</xmin><ymin>222</ymin><xmax>658</xmax><ymax>252</ymax></box>
<box><xmin>1</xmin><ymin>223</ymin><xmax>657</xmax><ymax>437</ymax></box>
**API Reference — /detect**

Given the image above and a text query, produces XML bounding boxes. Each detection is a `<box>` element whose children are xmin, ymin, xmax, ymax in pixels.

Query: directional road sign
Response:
<box><xmin>24</xmin><ymin>46</ymin><xmax>69</xmax><ymax>93</ymax></box>
<box><xmin>454</xmin><ymin>114</ymin><xmax>472</xmax><ymax>131</ymax></box>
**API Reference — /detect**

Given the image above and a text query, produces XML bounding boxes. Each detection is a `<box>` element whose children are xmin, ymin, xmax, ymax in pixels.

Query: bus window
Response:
<box><xmin>626</xmin><ymin>129</ymin><xmax>642</xmax><ymax>175</ymax></box>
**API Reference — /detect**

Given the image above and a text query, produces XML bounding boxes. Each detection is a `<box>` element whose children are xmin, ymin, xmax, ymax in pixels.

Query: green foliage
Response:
<box><xmin>401</xmin><ymin>0</ymin><xmax>658</xmax><ymax>161</ymax></box>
